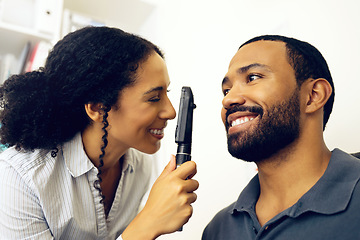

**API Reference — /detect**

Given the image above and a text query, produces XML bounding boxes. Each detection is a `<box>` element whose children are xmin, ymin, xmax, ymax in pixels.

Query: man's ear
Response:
<box><xmin>304</xmin><ymin>78</ymin><xmax>332</xmax><ymax>114</ymax></box>
<box><xmin>84</xmin><ymin>103</ymin><xmax>104</xmax><ymax>122</ymax></box>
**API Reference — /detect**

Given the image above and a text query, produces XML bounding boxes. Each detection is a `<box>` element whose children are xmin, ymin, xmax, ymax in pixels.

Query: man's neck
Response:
<box><xmin>255</xmin><ymin>139</ymin><xmax>331</xmax><ymax>226</ymax></box>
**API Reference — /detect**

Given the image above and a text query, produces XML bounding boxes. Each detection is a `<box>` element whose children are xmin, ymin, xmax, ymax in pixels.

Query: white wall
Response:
<box><xmin>68</xmin><ymin>0</ymin><xmax>360</xmax><ymax>239</ymax></box>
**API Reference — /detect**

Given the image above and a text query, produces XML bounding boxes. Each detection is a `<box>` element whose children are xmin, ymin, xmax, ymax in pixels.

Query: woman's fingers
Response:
<box><xmin>183</xmin><ymin>178</ymin><xmax>199</xmax><ymax>193</ymax></box>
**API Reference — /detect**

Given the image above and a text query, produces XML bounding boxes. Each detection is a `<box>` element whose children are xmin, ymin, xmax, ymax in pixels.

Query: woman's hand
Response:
<box><xmin>122</xmin><ymin>155</ymin><xmax>199</xmax><ymax>240</ymax></box>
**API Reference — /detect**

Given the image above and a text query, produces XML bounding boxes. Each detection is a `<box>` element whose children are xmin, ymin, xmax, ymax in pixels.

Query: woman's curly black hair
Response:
<box><xmin>0</xmin><ymin>26</ymin><xmax>163</xmax><ymax>210</ymax></box>
<box><xmin>0</xmin><ymin>26</ymin><xmax>163</xmax><ymax>150</ymax></box>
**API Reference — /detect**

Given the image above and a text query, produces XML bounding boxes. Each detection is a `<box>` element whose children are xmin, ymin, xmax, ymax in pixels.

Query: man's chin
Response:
<box><xmin>227</xmin><ymin>134</ymin><xmax>275</xmax><ymax>163</ymax></box>
<box><xmin>227</xmin><ymin>138</ymin><xmax>257</xmax><ymax>162</ymax></box>
<box><xmin>228</xmin><ymin>146</ymin><xmax>259</xmax><ymax>163</ymax></box>
<box><xmin>228</xmin><ymin>146</ymin><xmax>276</xmax><ymax>163</ymax></box>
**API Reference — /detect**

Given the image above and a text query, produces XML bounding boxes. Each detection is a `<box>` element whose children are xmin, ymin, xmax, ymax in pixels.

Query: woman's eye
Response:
<box><xmin>148</xmin><ymin>96</ymin><xmax>160</xmax><ymax>102</ymax></box>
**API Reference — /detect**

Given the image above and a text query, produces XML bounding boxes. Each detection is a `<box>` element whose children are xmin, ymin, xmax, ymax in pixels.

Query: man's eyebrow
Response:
<box><xmin>222</xmin><ymin>63</ymin><xmax>271</xmax><ymax>86</ymax></box>
<box><xmin>237</xmin><ymin>63</ymin><xmax>271</xmax><ymax>74</ymax></box>
<box><xmin>222</xmin><ymin>76</ymin><xmax>230</xmax><ymax>87</ymax></box>
<box><xmin>143</xmin><ymin>86</ymin><xmax>164</xmax><ymax>95</ymax></box>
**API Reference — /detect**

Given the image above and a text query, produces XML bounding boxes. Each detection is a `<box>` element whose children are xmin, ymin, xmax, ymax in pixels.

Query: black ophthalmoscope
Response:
<box><xmin>175</xmin><ymin>86</ymin><xmax>196</xmax><ymax>231</ymax></box>
<box><xmin>175</xmin><ymin>86</ymin><xmax>196</xmax><ymax>167</ymax></box>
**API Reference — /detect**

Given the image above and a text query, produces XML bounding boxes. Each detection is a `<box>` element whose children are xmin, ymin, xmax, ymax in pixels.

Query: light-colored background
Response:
<box><xmin>4</xmin><ymin>0</ymin><xmax>360</xmax><ymax>239</ymax></box>
<box><xmin>65</xmin><ymin>0</ymin><xmax>360</xmax><ymax>239</ymax></box>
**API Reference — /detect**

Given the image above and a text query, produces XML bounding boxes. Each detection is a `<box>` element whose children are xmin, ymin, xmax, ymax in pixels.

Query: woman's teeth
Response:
<box><xmin>150</xmin><ymin>129</ymin><xmax>164</xmax><ymax>135</ymax></box>
<box><xmin>231</xmin><ymin>117</ymin><xmax>254</xmax><ymax>127</ymax></box>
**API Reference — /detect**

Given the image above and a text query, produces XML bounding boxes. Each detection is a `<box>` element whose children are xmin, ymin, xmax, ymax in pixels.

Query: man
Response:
<box><xmin>202</xmin><ymin>35</ymin><xmax>360</xmax><ymax>239</ymax></box>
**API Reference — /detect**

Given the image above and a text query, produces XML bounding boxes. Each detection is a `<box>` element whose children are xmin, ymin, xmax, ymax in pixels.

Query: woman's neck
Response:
<box><xmin>81</xmin><ymin>124</ymin><xmax>127</xmax><ymax>170</ymax></box>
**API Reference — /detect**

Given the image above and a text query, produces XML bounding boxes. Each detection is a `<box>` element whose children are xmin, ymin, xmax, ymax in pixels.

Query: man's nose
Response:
<box><xmin>222</xmin><ymin>88</ymin><xmax>246</xmax><ymax>110</ymax></box>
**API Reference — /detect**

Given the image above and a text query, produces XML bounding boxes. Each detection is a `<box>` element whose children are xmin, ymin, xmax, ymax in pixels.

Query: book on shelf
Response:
<box><xmin>0</xmin><ymin>53</ymin><xmax>17</xmax><ymax>84</ymax></box>
<box><xmin>17</xmin><ymin>41</ymin><xmax>31</xmax><ymax>73</ymax></box>
<box><xmin>0</xmin><ymin>40</ymin><xmax>51</xmax><ymax>84</ymax></box>
<box><xmin>24</xmin><ymin>40</ymin><xmax>52</xmax><ymax>72</ymax></box>
<box><xmin>0</xmin><ymin>41</ymin><xmax>30</xmax><ymax>84</ymax></box>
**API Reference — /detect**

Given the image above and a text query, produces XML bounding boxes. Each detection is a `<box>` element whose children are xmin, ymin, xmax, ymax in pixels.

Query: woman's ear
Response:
<box><xmin>84</xmin><ymin>103</ymin><xmax>104</xmax><ymax>122</ymax></box>
<box><xmin>304</xmin><ymin>78</ymin><xmax>332</xmax><ymax>114</ymax></box>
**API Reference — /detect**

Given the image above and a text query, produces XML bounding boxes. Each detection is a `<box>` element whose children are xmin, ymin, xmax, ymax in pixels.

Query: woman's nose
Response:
<box><xmin>162</xmin><ymin>96</ymin><xmax>176</xmax><ymax>120</ymax></box>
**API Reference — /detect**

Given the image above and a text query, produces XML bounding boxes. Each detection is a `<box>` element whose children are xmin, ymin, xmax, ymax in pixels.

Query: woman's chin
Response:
<box><xmin>137</xmin><ymin>143</ymin><xmax>161</xmax><ymax>155</ymax></box>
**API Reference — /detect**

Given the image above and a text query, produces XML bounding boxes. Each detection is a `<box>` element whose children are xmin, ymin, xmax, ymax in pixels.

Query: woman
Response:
<box><xmin>0</xmin><ymin>26</ymin><xmax>198</xmax><ymax>239</ymax></box>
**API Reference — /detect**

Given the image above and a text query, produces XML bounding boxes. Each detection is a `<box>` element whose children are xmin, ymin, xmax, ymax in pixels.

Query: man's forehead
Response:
<box><xmin>229</xmin><ymin>40</ymin><xmax>288</xmax><ymax>68</ymax></box>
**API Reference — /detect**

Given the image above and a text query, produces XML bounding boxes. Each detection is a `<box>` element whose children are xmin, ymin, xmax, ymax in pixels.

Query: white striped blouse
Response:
<box><xmin>0</xmin><ymin>133</ymin><xmax>152</xmax><ymax>239</ymax></box>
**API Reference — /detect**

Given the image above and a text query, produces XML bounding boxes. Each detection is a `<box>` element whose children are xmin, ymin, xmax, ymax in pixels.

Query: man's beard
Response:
<box><xmin>226</xmin><ymin>90</ymin><xmax>300</xmax><ymax>163</ymax></box>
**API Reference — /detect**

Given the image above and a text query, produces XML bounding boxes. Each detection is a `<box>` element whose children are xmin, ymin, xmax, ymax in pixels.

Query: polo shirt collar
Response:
<box><xmin>292</xmin><ymin>148</ymin><xmax>360</xmax><ymax>217</ymax></box>
<box><xmin>231</xmin><ymin>174</ymin><xmax>260</xmax><ymax>214</ymax></box>
<box><xmin>231</xmin><ymin>149</ymin><xmax>360</xmax><ymax>217</ymax></box>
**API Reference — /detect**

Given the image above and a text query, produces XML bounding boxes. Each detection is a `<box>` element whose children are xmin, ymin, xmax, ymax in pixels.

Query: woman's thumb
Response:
<box><xmin>159</xmin><ymin>155</ymin><xmax>176</xmax><ymax>177</ymax></box>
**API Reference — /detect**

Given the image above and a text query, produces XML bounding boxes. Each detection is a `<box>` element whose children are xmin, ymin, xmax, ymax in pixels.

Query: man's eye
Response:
<box><xmin>248</xmin><ymin>74</ymin><xmax>261</xmax><ymax>82</ymax></box>
<box><xmin>223</xmin><ymin>89</ymin><xmax>230</xmax><ymax>96</ymax></box>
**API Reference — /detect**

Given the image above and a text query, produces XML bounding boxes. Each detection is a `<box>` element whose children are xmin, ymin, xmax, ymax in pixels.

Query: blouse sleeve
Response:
<box><xmin>0</xmin><ymin>161</ymin><xmax>54</xmax><ymax>239</ymax></box>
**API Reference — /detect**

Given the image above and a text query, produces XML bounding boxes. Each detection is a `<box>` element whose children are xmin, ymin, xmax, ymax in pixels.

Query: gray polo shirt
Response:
<box><xmin>202</xmin><ymin>149</ymin><xmax>360</xmax><ymax>240</ymax></box>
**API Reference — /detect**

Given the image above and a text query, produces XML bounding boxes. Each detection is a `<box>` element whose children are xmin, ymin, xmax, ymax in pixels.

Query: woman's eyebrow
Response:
<box><xmin>143</xmin><ymin>86</ymin><xmax>164</xmax><ymax>95</ymax></box>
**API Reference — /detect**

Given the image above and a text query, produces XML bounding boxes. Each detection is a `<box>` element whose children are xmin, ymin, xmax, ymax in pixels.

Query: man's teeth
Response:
<box><xmin>150</xmin><ymin>129</ymin><xmax>164</xmax><ymax>135</ymax></box>
<box><xmin>231</xmin><ymin>117</ymin><xmax>254</xmax><ymax>127</ymax></box>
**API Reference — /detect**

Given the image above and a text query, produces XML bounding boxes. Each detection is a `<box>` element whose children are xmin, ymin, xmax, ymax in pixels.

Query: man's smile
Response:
<box><xmin>227</xmin><ymin>112</ymin><xmax>259</xmax><ymax>134</ymax></box>
<box><xmin>230</xmin><ymin>116</ymin><xmax>256</xmax><ymax>127</ymax></box>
